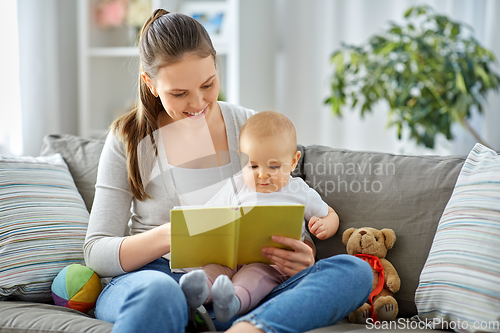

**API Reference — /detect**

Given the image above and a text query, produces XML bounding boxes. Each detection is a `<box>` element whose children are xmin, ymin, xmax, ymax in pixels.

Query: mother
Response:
<box><xmin>84</xmin><ymin>9</ymin><xmax>372</xmax><ymax>333</ymax></box>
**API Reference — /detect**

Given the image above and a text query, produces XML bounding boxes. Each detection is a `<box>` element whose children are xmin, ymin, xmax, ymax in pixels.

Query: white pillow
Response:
<box><xmin>414</xmin><ymin>143</ymin><xmax>500</xmax><ymax>332</ymax></box>
<box><xmin>0</xmin><ymin>154</ymin><xmax>89</xmax><ymax>302</ymax></box>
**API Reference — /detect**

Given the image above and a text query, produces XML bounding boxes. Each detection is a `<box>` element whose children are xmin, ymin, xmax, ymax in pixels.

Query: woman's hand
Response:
<box><xmin>261</xmin><ymin>235</ymin><xmax>315</xmax><ymax>276</ymax></box>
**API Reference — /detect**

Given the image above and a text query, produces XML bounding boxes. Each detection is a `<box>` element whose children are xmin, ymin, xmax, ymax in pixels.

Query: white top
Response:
<box><xmin>207</xmin><ymin>173</ymin><xmax>329</xmax><ymax>224</ymax></box>
<box><xmin>84</xmin><ymin>102</ymin><xmax>256</xmax><ymax>277</ymax></box>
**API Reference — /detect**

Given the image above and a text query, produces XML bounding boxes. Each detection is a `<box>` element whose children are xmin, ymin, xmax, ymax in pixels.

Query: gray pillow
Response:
<box><xmin>40</xmin><ymin>134</ymin><xmax>106</xmax><ymax>212</ymax></box>
<box><xmin>295</xmin><ymin>145</ymin><xmax>465</xmax><ymax>318</ymax></box>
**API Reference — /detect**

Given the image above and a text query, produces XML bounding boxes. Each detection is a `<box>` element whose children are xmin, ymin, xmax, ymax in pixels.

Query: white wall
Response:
<box><xmin>235</xmin><ymin>0</ymin><xmax>276</xmax><ymax>113</ymax></box>
<box><xmin>483</xmin><ymin>0</ymin><xmax>500</xmax><ymax>151</ymax></box>
<box><xmin>273</xmin><ymin>0</ymin><xmax>500</xmax><ymax>155</ymax></box>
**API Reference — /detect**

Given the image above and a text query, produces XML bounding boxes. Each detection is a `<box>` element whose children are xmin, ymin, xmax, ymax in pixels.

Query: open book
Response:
<box><xmin>170</xmin><ymin>204</ymin><xmax>305</xmax><ymax>269</ymax></box>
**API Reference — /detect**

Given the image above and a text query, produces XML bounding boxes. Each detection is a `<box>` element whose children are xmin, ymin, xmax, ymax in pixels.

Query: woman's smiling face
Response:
<box><xmin>143</xmin><ymin>54</ymin><xmax>220</xmax><ymax>124</ymax></box>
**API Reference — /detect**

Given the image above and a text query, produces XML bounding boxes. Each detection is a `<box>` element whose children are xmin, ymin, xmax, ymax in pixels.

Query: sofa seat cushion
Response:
<box><xmin>0</xmin><ymin>301</ymin><xmax>112</xmax><ymax>333</ymax></box>
<box><xmin>295</xmin><ymin>145</ymin><xmax>466</xmax><ymax>318</ymax></box>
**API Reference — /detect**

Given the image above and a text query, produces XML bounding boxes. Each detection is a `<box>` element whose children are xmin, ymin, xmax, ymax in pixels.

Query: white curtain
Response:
<box><xmin>7</xmin><ymin>0</ymin><xmax>79</xmax><ymax>157</ymax></box>
<box><xmin>0</xmin><ymin>0</ymin><xmax>23</xmax><ymax>156</ymax></box>
<box><xmin>17</xmin><ymin>0</ymin><xmax>61</xmax><ymax>157</ymax></box>
<box><xmin>275</xmin><ymin>0</ymin><xmax>500</xmax><ymax>155</ymax></box>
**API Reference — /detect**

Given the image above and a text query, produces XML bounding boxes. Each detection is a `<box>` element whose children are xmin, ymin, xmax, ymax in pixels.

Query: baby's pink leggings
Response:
<box><xmin>202</xmin><ymin>263</ymin><xmax>289</xmax><ymax>315</ymax></box>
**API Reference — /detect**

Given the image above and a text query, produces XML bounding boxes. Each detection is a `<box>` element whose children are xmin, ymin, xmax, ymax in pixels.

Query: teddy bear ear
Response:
<box><xmin>342</xmin><ymin>228</ymin><xmax>356</xmax><ymax>245</ymax></box>
<box><xmin>381</xmin><ymin>228</ymin><xmax>396</xmax><ymax>249</ymax></box>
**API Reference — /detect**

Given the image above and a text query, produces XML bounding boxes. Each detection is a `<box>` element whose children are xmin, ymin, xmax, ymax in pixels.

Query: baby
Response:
<box><xmin>179</xmin><ymin>111</ymin><xmax>340</xmax><ymax>322</ymax></box>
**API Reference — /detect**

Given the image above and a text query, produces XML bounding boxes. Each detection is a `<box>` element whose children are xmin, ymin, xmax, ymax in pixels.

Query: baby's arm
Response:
<box><xmin>308</xmin><ymin>206</ymin><xmax>339</xmax><ymax>240</ymax></box>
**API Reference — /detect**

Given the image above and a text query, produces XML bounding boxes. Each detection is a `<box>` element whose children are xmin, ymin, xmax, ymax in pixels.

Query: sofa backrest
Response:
<box><xmin>292</xmin><ymin>144</ymin><xmax>466</xmax><ymax>318</ymax></box>
<box><xmin>41</xmin><ymin>134</ymin><xmax>106</xmax><ymax>212</ymax></box>
<box><xmin>42</xmin><ymin>135</ymin><xmax>467</xmax><ymax>318</ymax></box>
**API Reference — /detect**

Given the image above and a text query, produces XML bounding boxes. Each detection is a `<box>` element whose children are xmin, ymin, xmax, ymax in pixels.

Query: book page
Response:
<box><xmin>182</xmin><ymin>205</ymin><xmax>241</xmax><ymax>236</ymax></box>
<box><xmin>236</xmin><ymin>205</ymin><xmax>305</xmax><ymax>265</ymax></box>
<box><xmin>170</xmin><ymin>206</ymin><xmax>241</xmax><ymax>269</ymax></box>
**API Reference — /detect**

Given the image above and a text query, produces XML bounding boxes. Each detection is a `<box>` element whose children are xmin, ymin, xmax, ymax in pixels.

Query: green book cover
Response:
<box><xmin>170</xmin><ymin>204</ymin><xmax>305</xmax><ymax>269</ymax></box>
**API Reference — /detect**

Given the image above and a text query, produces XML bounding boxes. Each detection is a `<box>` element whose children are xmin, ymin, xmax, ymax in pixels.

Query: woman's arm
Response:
<box><xmin>84</xmin><ymin>133</ymin><xmax>133</xmax><ymax>277</ymax></box>
<box><xmin>119</xmin><ymin>223</ymin><xmax>171</xmax><ymax>272</ymax></box>
<box><xmin>84</xmin><ymin>132</ymin><xmax>171</xmax><ymax>276</ymax></box>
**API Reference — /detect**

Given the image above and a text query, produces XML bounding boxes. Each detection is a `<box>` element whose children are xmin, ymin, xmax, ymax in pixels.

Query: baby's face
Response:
<box><xmin>239</xmin><ymin>135</ymin><xmax>299</xmax><ymax>193</ymax></box>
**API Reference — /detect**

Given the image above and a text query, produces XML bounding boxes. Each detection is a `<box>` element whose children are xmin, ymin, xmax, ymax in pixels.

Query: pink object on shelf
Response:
<box><xmin>95</xmin><ymin>0</ymin><xmax>128</xmax><ymax>29</ymax></box>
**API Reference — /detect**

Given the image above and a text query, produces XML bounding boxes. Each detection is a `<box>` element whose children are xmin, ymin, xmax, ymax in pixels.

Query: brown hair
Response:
<box><xmin>110</xmin><ymin>9</ymin><xmax>216</xmax><ymax>200</ymax></box>
<box><xmin>239</xmin><ymin>111</ymin><xmax>298</xmax><ymax>154</ymax></box>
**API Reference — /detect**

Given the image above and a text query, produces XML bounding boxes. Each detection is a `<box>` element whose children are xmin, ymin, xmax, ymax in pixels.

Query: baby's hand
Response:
<box><xmin>308</xmin><ymin>216</ymin><xmax>330</xmax><ymax>240</ymax></box>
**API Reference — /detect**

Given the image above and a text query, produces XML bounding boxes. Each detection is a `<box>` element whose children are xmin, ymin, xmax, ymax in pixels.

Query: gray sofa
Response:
<box><xmin>0</xmin><ymin>134</ymin><xmax>467</xmax><ymax>332</ymax></box>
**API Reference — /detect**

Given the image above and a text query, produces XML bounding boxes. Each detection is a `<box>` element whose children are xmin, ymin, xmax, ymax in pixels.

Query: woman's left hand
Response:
<box><xmin>261</xmin><ymin>235</ymin><xmax>315</xmax><ymax>276</ymax></box>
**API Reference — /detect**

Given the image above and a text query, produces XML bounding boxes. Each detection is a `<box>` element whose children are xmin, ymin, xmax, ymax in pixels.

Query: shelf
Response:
<box><xmin>88</xmin><ymin>47</ymin><xmax>139</xmax><ymax>57</ymax></box>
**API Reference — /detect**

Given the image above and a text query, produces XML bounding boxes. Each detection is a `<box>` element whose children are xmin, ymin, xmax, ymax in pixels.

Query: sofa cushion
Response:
<box><xmin>295</xmin><ymin>145</ymin><xmax>465</xmax><ymax>318</ymax></box>
<box><xmin>414</xmin><ymin>143</ymin><xmax>500</xmax><ymax>331</ymax></box>
<box><xmin>0</xmin><ymin>301</ymin><xmax>112</xmax><ymax>333</ymax></box>
<box><xmin>40</xmin><ymin>134</ymin><xmax>106</xmax><ymax>212</ymax></box>
<box><xmin>306</xmin><ymin>318</ymin><xmax>439</xmax><ymax>332</ymax></box>
<box><xmin>0</xmin><ymin>154</ymin><xmax>89</xmax><ymax>302</ymax></box>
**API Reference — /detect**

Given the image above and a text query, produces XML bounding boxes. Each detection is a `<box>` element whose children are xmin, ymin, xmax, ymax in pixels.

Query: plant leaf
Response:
<box><xmin>455</xmin><ymin>72</ymin><xmax>467</xmax><ymax>93</ymax></box>
<box><xmin>404</xmin><ymin>6</ymin><xmax>415</xmax><ymax>18</ymax></box>
<box><xmin>474</xmin><ymin>64</ymin><xmax>491</xmax><ymax>87</ymax></box>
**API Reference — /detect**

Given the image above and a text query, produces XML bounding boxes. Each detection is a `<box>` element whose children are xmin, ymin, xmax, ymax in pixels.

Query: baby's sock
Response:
<box><xmin>211</xmin><ymin>275</ymin><xmax>241</xmax><ymax>322</ymax></box>
<box><xmin>179</xmin><ymin>270</ymin><xmax>210</xmax><ymax>309</ymax></box>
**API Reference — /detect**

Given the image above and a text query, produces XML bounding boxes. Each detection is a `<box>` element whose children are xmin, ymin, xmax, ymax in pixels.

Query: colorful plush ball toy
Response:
<box><xmin>51</xmin><ymin>263</ymin><xmax>102</xmax><ymax>313</ymax></box>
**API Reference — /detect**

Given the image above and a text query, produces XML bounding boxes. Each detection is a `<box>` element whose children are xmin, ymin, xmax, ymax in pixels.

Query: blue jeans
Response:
<box><xmin>95</xmin><ymin>255</ymin><xmax>372</xmax><ymax>333</ymax></box>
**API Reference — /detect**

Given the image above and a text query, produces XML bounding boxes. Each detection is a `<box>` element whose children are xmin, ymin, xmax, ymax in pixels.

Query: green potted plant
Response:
<box><xmin>325</xmin><ymin>5</ymin><xmax>500</xmax><ymax>149</ymax></box>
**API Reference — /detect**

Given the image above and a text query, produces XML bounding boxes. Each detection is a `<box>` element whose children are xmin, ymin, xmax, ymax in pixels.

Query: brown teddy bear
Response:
<box><xmin>342</xmin><ymin>227</ymin><xmax>401</xmax><ymax>324</ymax></box>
